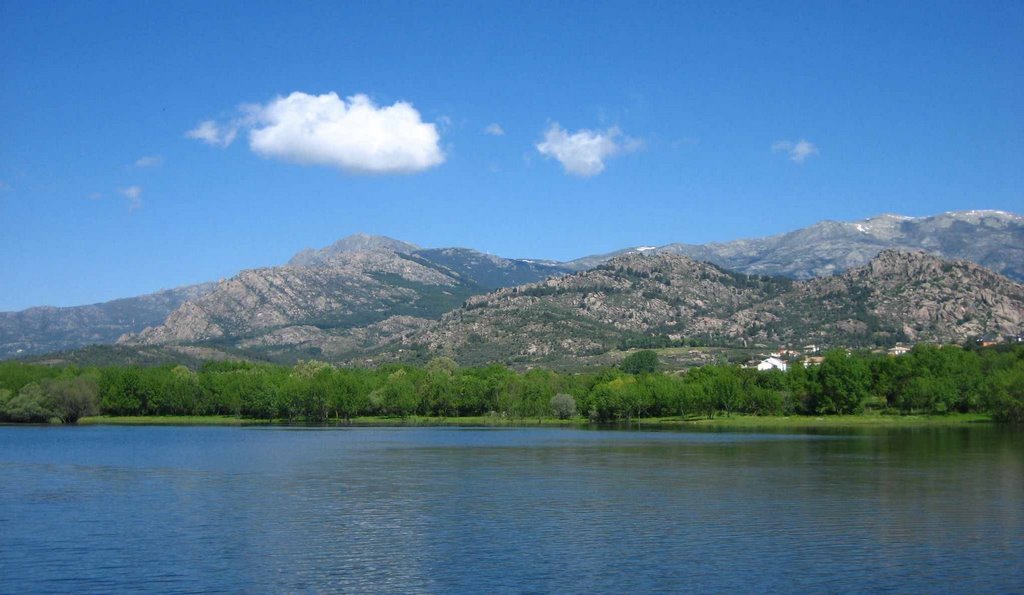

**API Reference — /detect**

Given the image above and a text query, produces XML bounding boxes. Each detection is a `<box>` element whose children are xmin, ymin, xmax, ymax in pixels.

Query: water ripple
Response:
<box><xmin>0</xmin><ymin>426</ymin><xmax>1021</xmax><ymax>593</ymax></box>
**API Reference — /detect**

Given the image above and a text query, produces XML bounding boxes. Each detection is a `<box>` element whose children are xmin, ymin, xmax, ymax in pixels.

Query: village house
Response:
<box><xmin>757</xmin><ymin>356</ymin><xmax>789</xmax><ymax>372</ymax></box>
<box><xmin>976</xmin><ymin>335</ymin><xmax>1000</xmax><ymax>348</ymax></box>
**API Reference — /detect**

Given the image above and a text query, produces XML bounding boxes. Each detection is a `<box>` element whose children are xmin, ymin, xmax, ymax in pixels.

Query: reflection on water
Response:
<box><xmin>1</xmin><ymin>425</ymin><xmax>1021</xmax><ymax>592</ymax></box>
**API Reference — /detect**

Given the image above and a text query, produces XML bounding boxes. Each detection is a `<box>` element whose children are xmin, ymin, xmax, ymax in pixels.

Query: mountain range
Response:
<box><xmin>412</xmin><ymin>249</ymin><xmax>1020</xmax><ymax>366</ymax></box>
<box><xmin>3</xmin><ymin>210</ymin><xmax>1022</xmax><ymax>363</ymax></box>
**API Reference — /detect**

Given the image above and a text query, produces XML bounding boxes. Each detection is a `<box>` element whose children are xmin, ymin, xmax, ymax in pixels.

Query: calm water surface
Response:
<box><xmin>1</xmin><ymin>424</ymin><xmax>1021</xmax><ymax>593</ymax></box>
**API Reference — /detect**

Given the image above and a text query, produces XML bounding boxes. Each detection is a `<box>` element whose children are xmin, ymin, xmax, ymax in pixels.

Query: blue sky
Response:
<box><xmin>1</xmin><ymin>1</ymin><xmax>1022</xmax><ymax>310</ymax></box>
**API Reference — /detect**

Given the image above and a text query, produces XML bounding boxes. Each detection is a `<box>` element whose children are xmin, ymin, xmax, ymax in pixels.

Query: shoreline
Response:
<box><xmin>75</xmin><ymin>412</ymin><xmax>993</xmax><ymax>428</ymax></box>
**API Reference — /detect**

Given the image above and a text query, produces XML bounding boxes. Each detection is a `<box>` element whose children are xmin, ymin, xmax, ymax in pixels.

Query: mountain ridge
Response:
<box><xmin>565</xmin><ymin>210</ymin><xmax>1024</xmax><ymax>280</ymax></box>
<box><xmin>3</xmin><ymin>209</ymin><xmax>1022</xmax><ymax>359</ymax></box>
<box><xmin>389</xmin><ymin>249</ymin><xmax>1024</xmax><ymax>365</ymax></box>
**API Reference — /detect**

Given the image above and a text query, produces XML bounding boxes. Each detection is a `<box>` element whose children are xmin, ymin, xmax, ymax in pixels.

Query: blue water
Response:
<box><xmin>1</xmin><ymin>425</ymin><xmax>1021</xmax><ymax>593</ymax></box>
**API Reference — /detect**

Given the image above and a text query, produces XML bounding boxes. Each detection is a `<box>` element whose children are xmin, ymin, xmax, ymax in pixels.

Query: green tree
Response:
<box><xmin>2</xmin><ymin>383</ymin><xmax>53</xmax><ymax>422</ymax></box>
<box><xmin>550</xmin><ymin>393</ymin><xmax>576</xmax><ymax>419</ymax></box>
<box><xmin>378</xmin><ymin>369</ymin><xmax>418</xmax><ymax>417</ymax></box>
<box><xmin>167</xmin><ymin>365</ymin><xmax>203</xmax><ymax>415</ymax></box>
<box><xmin>41</xmin><ymin>377</ymin><xmax>99</xmax><ymax>423</ymax></box>
<box><xmin>985</xmin><ymin>366</ymin><xmax>1024</xmax><ymax>423</ymax></box>
<box><xmin>99</xmin><ymin>367</ymin><xmax>142</xmax><ymax>415</ymax></box>
<box><xmin>328</xmin><ymin>369</ymin><xmax>367</xmax><ymax>422</ymax></box>
<box><xmin>425</xmin><ymin>356</ymin><xmax>458</xmax><ymax>377</ymax></box>
<box><xmin>710</xmin><ymin>368</ymin><xmax>743</xmax><ymax>417</ymax></box>
<box><xmin>621</xmin><ymin>350</ymin><xmax>660</xmax><ymax>375</ymax></box>
<box><xmin>817</xmin><ymin>350</ymin><xmax>870</xmax><ymax>414</ymax></box>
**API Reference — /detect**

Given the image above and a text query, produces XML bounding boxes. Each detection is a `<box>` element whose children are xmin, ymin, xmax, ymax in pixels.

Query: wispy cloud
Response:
<box><xmin>435</xmin><ymin>115</ymin><xmax>453</xmax><ymax>132</ymax></box>
<box><xmin>536</xmin><ymin>123</ymin><xmax>641</xmax><ymax>176</ymax></box>
<box><xmin>118</xmin><ymin>186</ymin><xmax>143</xmax><ymax>211</ymax></box>
<box><xmin>134</xmin><ymin>155</ymin><xmax>163</xmax><ymax>168</ymax></box>
<box><xmin>186</xmin><ymin>120</ymin><xmax>239</xmax><ymax>147</ymax></box>
<box><xmin>187</xmin><ymin>91</ymin><xmax>445</xmax><ymax>174</ymax></box>
<box><xmin>484</xmin><ymin>123</ymin><xmax>505</xmax><ymax>136</ymax></box>
<box><xmin>772</xmin><ymin>139</ymin><xmax>819</xmax><ymax>163</ymax></box>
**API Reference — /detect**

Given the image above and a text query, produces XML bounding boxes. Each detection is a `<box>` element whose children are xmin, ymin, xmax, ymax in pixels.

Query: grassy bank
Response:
<box><xmin>76</xmin><ymin>413</ymin><xmax>993</xmax><ymax>428</ymax></box>
<box><xmin>660</xmin><ymin>412</ymin><xmax>993</xmax><ymax>428</ymax></box>
<box><xmin>78</xmin><ymin>415</ymin><xmax>269</xmax><ymax>426</ymax></box>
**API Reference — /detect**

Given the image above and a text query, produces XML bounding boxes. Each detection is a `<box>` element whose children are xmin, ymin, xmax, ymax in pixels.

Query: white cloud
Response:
<box><xmin>134</xmin><ymin>155</ymin><xmax>163</xmax><ymax>168</ymax></box>
<box><xmin>186</xmin><ymin>120</ymin><xmax>238</xmax><ymax>147</ymax></box>
<box><xmin>772</xmin><ymin>139</ymin><xmax>819</xmax><ymax>163</ymax></box>
<box><xmin>484</xmin><ymin>123</ymin><xmax>505</xmax><ymax>136</ymax></box>
<box><xmin>119</xmin><ymin>186</ymin><xmax>143</xmax><ymax>211</ymax></box>
<box><xmin>188</xmin><ymin>91</ymin><xmax>445</xmax><ymax>174</ymax></box>
<box><xmin>535</xmin><ymin>123</ymin><xmax>639</xmax><ymax>176</ymax></box>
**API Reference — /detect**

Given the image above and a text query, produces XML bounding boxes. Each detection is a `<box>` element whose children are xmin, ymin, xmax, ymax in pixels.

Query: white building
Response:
<box><xmin>757</xmin><ymin>357</ymin><xmax>789</xmax><ymax>372</ymax></box>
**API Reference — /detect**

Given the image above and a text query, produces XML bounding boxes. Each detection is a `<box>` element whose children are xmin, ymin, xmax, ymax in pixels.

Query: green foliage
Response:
<box><xmin>550</xmin><ymin>393</ymin><xmax>576</xmax><ymax>419</ymax></box>
<box><xmin>41</xmin><ymin>376</ymin><xmax>99</xmax><ymax>423</ymax></box>
<box><xmin>620</xmin><ymin>350</ymin><xmax>660</xmax><ymax>375</ymax></box>
<box><xmin>816</xmin><ymin>350</ymin><xmax>871</xmax><ymax>414</ymax></box>
<box><xmin>1</xmin><ymin>382</ymin><xmax>53</xmax><ymax>422</ymax></box>
<box><xmin>985</xmin><ymin>366</ymin><xmax>1024</xmax><ymax>423</ymax></box>
<box><xmin>0</xmin><ymin>345</ymin><xmax>1020</xmax><ymax>423</ymax></box>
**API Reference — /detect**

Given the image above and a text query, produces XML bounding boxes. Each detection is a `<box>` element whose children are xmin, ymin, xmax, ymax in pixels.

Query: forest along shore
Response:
<box><xmin>2</xmin><ymin>344</ymin><xmax>1022</xmax><ymax>426</ymax></box>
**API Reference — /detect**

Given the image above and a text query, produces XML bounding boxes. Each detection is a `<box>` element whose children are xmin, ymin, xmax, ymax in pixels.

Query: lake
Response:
<box><xmin>1</xmin><ymin>424</ymin><xmax>1021</xmax><ymax>593</ymax></box>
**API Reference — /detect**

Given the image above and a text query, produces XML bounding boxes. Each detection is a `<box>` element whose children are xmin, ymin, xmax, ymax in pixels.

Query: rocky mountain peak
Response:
<box><xmin>288</xmin><ymin>233</ymin><xmax>420</xmax><ymax>266</ymax></box>
<box><xmin>857</xmin><ymin>249</ymin><xmax>985</xmax><ymax>281</ymax></box>
<box><xmin>603</xmin><ymin>251</ymin><xmax>701</xmax><ymax>272</ymax></box>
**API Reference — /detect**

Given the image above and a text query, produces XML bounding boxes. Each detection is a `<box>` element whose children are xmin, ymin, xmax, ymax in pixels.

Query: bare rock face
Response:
<box><xmin>288</xmin><ymin>233</ymin><xmax>420</xmax><ymax>266</ymax></box>
<box><xmin>9</xmin><ymin>211</ymin><xmax>1023</xmax><ymax>363</ymax></box>
<box><xmin>849</xmin><ymin>250</ymin><xmax>1023</xmax><ymax>340</ymax></box>
<box><xmin>236</xmin><ymin>316</ymin><xmax>432</xmax><ymax>361</ymax></box>
<box><xmin>397</xmin><ymin>250</ymin><xmax>1024</xmax><ymax>364</ymax></box>
<box><xmin>404</xmin><ymin>253</ymin><xmax>794</xmax><ymax>363</ymax></box>
<box><xmin>727</xmin><ymin>250</ymin><xmax>1024</xmax><ymax>345</ymax></box>
<box><xmin>122</xmin><ymin>251</ymin><xmax>466</xmax><ymax>346</ymax></box>
<box><xmin>119</xmin><ymin>237</ymin><xmax>572</xmax><ymax>354</ymax></box>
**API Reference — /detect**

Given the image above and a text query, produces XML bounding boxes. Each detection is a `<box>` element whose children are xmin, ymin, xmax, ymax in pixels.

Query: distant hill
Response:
<box><xmin>4</xmin><ymin>210</ymin><xmax>1022</xmax><ymax>360</ymax></box>
<box><xmin>0</xmin><ymin>283</ymin><xmax>215</xmax><ymax>359</ymax></box>
<box><xmin>565</xmin><ymin>210</ymin><xmax>1024</xmax><ymax>281</ymax></box>
<box><xmin>119</xmin><ymin>241</ymin><xmax>572</xmax><ymax>362</ymax></box>
<box><xmin>287</xmin><ymin>232</ymin><xmax>421</xmax><ymax>266</ymax></box>
<box><xmin>124</xmin><ymin>250</ymin><xmax>477</xmax><ymax>347</ymax></box>
<box><xmin>394</xmin><ymin>250</ymin><xmax>1024</xmax><ymax>365</ymax></box>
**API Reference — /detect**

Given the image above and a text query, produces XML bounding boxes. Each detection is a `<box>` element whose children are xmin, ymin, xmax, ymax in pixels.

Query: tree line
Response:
<box><xmin>1</xmin><ymin>344</ymin><xmax>1021</xmax><ymax>424</ymax></box>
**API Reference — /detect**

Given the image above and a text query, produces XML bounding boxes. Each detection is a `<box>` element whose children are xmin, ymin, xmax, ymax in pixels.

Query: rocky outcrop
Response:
<box><xmin>729</xmin><ymin>250</ymin><xmax>1024</xmax><ymax>345</ymax></box>
<box><xmin>288</xmin><ymin>233</ymin><xmax>420</xmax><ymax>266</ymax></box>
<box><xmin>237</xmin><ymin>315</ymin><xmax>433</xmax><ymax>361</ymax></box>
<box><xmin>403</xmin><ymin>253</ymin><xmax>792</xmax><ymax>363</ymax></box>
<box><xmin>123</xmin><ymin>251</ymin><xmax>468</xmax><ymax>345</ymax></box>
<box><xmin>121</xmin><ymin>237</ymin><xmax>571</xmax><ymax>351</ymax></box>
<box><xmin>7</xmin><ymin>211</ymin><xmax>1022</xmax><ymax>362</ymax></box>
<box><xmin>396</xmin><ymin>250</ymin><xmax>1024</xmax><ymax>364</ymax></box>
